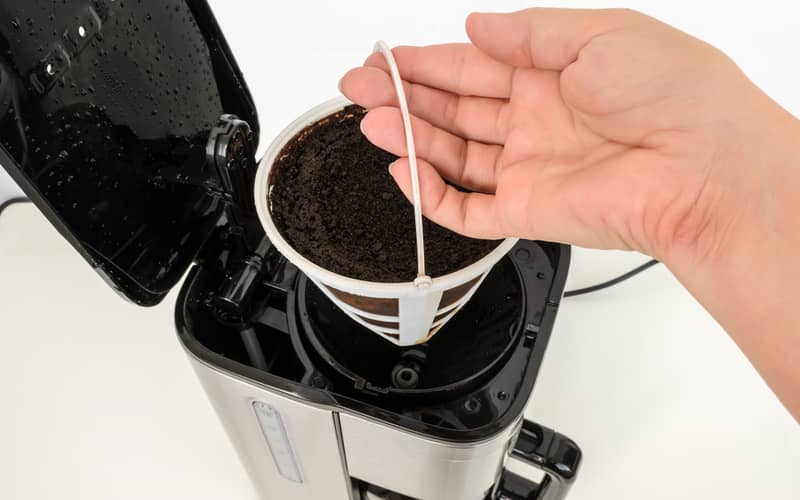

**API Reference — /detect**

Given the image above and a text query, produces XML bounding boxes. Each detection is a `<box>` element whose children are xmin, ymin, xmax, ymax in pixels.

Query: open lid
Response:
<box><xmin>0</xmin><ymin>0</ymin><xmax>260</xmax><ymax>305</ymax></box>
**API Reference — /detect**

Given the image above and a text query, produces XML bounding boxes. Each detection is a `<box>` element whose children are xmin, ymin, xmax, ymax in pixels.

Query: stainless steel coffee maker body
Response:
<box><xmin>187</xmin><ymin>356</ymin><xmax>521</xmax><ymax>500</ymax></box>
<box><xmin>176</xmin><ymin>236</ymin><xmax>580</xmax><ymax>500</ymax></box>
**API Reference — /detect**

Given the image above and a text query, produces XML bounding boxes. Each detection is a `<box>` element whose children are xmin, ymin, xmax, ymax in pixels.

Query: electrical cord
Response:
<box><xmin>0</xmin><ymin>197</ymin><xmax>29</xmax><ymax>217</ymax></box>
<box><xmin>563</xmin><ymin>259</ymin><xmax>660</xmax><ymax>298</ymax></box>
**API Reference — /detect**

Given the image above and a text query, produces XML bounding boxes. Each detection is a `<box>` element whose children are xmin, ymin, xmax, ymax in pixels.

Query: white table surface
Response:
<box><xmin>1</xmin><ymin>202</ymin><xmax>797</xmax><ymax>500</ymax></box>
<box><xmin>1</xmin><ymin>1</ymin><xmax>799</xmax><ymax>498</ymax></box>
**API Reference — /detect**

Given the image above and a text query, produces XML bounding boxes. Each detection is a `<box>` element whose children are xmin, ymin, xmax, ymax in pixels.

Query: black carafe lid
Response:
<box><xmin>0</xmin><ymin>0</ymin><xmax>260</xmax><ymax>305</ymax></box>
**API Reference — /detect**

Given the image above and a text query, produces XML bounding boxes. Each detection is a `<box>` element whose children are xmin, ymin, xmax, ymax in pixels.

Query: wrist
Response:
<box><xmin>664</xmin><ymin>101</ymin><xmax>800</xmax><ymax>418</ymax></box>
<box><xmin>663</xmin><ymin>87</ymin><xmax>800</xmax><ymax>279</ymax></box>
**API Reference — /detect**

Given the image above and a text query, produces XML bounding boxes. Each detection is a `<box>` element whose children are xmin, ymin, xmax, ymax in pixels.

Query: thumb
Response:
<box><xmin>466</xmin><ymin>8</ymin><xmax>645</xmax><ymax>70</ymax></box>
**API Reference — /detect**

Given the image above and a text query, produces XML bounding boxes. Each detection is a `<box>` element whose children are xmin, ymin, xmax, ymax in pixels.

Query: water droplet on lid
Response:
<box><xmin>11</xmin><ymin>18</ymin><xmax>20</xmax><ymax>30</ymax></box>
<box><xmin>58</xmin><ymin>150</ymin><xmax>69</xmax><ymax>159</ymax></box>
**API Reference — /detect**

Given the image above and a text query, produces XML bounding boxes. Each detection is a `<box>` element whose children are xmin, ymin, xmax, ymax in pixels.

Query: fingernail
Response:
<box><xmin>359</xmin><ymin>118</ymin><xmax>366</xmax><ymax>135</ymax></box>
<box><xmin>388</xmin><ymin>160</ymin><xmax>398</xmax><ymax>174</ymax></box>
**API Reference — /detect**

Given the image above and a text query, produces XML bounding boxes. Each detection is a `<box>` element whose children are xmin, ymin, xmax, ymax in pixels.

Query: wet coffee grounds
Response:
<box><xmin>268</xmin><ymin>105</ymin><xmax>500</xmax><ymax>282</ymax></box>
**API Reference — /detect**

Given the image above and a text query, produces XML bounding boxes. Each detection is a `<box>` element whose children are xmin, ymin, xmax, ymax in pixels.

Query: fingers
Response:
<box><xmin>339</xmin><ymin>66</ymin><xmax>397</xmax><ymax>108</ymax></box>
<box><xmin>340</xmin><ymin>66</ymin><xmax>509</xmax><ymax>144</ymax></box>
<box><xmin>363</xmin><ymin>44</ymin><xmax>515</xmax><ymax>98</ymax></box>
<box><xmin>466</xmin><ymin>8</ymin><xmax>644</xmax><ymax>70</ymax></box>
<box><xmin>389</xmin><ymin>157</ymin><xmax>504</xmax><ymax>239</ymax></box>
<box><xmin>362</xmin><ymin>107</ymin><xmax>503</xmax><ymax>193</ymax></box>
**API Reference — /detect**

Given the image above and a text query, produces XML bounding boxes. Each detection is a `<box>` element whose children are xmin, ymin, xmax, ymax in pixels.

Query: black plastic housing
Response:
<box><xmin>0</xmin><ymin>0</ymin><xmax>259</xmax><ymax>305</ymax></box>
<box><xmin>176</xmin><ymin>235</ymin><xmax>570</xmax><ymax>442</ymax></box>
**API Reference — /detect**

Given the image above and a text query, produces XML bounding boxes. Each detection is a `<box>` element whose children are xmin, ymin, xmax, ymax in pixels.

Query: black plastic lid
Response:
<box><xmin>0</xmin><ymin>0</ymin><xmax>259</xmax><ymax>305</ymax></box>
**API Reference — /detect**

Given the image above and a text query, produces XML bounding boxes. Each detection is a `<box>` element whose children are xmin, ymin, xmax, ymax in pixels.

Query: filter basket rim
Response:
<box><xmin>253</xmin><ymin>96</ymin><xmax>518</xmax><ymax>298</ymax></box>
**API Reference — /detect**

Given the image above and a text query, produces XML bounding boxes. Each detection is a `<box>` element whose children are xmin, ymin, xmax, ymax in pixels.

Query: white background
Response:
<box><xmin>1</xmin><ymin>1</ymin><xmax>799</xmax><ymax>500</ymax></box>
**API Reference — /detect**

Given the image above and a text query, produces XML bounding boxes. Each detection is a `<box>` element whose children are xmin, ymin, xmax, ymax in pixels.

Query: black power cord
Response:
<box><xmin>0</xmin><ymin>197</ymin><xmax>29</xmax><ymax>217</ymax></box>
<box><xmin>563</xmin><ymin>259</ymin><xmax>660</xmax><ymax>298</ymax></box>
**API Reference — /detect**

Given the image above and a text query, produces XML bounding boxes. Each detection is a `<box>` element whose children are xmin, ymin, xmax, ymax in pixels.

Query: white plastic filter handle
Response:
<box><xmin>373</xmin><ymin>41</ymin><xmax>431</xmax><ymax>288</ymax></box>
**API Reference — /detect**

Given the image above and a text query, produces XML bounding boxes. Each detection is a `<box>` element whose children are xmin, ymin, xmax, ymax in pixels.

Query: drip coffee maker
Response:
<box><xmin>0</xmin><ymin>1</ymin><xmax>581</xmax><ymax>498</ymax></box>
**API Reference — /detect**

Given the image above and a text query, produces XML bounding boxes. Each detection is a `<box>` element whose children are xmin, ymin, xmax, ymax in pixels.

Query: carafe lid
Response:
<box><xmin>0</xmin><ymin>0</ymin><xmax>259</xmax><ymax>305</ymax></box>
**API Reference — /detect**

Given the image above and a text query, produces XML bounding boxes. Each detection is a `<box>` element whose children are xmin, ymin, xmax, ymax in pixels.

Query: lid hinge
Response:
<box><xmin>205</xmin><ymin>114</ymin><xmax>258</xmax><ymax>229</ymax></box>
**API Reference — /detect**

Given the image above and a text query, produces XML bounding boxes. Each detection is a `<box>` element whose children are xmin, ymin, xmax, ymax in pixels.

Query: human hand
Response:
<box><xmin>341</xmin><ymin>8</ymin><xmax>800</xmax><ymax>419</ymax></box>
<box><xmin>340</xmin><ymin>8</ymin><xmax>795</xmax><ymax>265</ymax></box>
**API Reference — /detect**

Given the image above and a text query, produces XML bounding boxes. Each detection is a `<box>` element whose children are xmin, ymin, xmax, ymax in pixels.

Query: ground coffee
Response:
<box><xmin>269</xmin><ymin>105</ymin><xmax>500</xmax><ymax>282</ymax></box>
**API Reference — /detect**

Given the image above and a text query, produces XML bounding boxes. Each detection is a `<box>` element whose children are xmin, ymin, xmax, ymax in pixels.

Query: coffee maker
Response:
<box><xmin>0</xmin><ymin>1</ymin><xmax>581</xmax><ymax>499</ymax></box>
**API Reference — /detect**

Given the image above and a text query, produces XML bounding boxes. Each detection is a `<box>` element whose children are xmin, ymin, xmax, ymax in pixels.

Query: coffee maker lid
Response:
<box><xmin>0</xmin><ymin>0</ymin><xmax>260</xmax><ymax>305</ymax></box>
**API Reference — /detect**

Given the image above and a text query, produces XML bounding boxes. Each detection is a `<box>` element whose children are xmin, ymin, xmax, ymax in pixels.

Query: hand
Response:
<box><xmin>341</xmin><ymin>9</ymin><xmax>800</xmax><ymax>420</ymax></box>
<box><xmin>341</xmin><ymin>8</ymin><xmax>789</xmax><ymax>262</ymax></box>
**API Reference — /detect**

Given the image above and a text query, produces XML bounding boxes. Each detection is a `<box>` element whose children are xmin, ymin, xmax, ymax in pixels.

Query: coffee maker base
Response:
<box><xmin>185</xmin><ymin>353</ymin><xmax>579</xmax><ymax>500</ymax></box>
<box><xmin>176</xmin><ymin>238</ymin><xmax>580</xmax><ymax>500</ymax></box>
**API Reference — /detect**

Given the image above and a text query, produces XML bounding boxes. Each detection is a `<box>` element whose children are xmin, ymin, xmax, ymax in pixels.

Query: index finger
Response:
<box><xmin>364</xmin><ymin>44</ymin><xmax>515</xmax><ymax>99</ymax></box>
<box><xmin>466</xmin><ymin>8</ymin><xmax>648</xmax><ymax>69</ymax></box>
